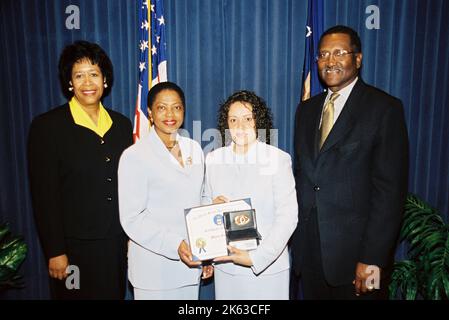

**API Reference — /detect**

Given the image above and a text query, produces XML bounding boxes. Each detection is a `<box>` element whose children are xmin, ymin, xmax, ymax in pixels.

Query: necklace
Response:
<box><xmin>165</xmin><ymin>141</ymin><xmax>178</xmax><ymax>151</ymax></box>
<box><xmin>165</xmin><ymin>140</ymin><xmax>184</xmax><ymax>167</ymax></box>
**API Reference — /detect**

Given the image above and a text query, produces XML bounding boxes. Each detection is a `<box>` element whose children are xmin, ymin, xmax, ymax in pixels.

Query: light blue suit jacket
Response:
<box><xmin>118</xmin><ymin>128</ymin><xmax>204</xmax><ymax>290</ymax></box>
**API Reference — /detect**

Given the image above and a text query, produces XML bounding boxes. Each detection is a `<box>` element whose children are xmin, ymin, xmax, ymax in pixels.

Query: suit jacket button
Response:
<box><xmin>100</xmin><ymin>139</ymin><xmax>105</xmax><ymax>145</ymax></box>
<box><xmin>313</xmin><ymin>186</ymin><xmax>320</xmax><ymax>191</ymax></box>
<box><xmin>107</xmin><ymin>197</ymin><xmax>112</xmax><ymax>201</ymax></box>
<box><xmin>107</xmin><ymin>177</ymin><xmax>112</xmax><ymax>182</ymax></box>
<box><xmin>105</xmin><ymin>157</ymin><xmax>111</xmax><ymax>162</ymax></box>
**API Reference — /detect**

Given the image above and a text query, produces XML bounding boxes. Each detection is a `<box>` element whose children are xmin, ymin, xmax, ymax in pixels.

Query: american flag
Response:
<box><xmin>134</xmin><ymin>0</ymin><xmax>168</xmax><ymax>141</ymax></box>
<box><xmin>301</xmin><ymin>0</ymin><xmax>324</xmax><ymax>101</ymax></box>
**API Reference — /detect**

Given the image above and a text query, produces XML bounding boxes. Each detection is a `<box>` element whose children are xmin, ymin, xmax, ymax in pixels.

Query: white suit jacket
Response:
<box><xmin>203</xmin><ymin>141</ymin><xmax>298</xmax><ymax>276</ymax></box>
<box><xmin>118</xmin><ymin>128</ymin><xmax>204</xmax><ymax>290</ymax></box>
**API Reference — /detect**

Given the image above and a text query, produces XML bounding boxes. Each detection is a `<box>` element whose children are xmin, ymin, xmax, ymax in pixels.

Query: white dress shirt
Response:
<box><xmin>320</xmin><ymin>76</ymin><xmax>359</xmax><ymax>128</ymax></box>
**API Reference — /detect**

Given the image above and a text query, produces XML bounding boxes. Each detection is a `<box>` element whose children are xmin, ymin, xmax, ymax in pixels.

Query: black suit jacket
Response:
<box><xmin>28</xmin><ymin>104</ymin><xmax>133</xmax><ymax>259</ymax></box>
<box><xmin>290</xmin><ymin>79</ymin><xmax>409</xmax><ymax>286</ymax></box>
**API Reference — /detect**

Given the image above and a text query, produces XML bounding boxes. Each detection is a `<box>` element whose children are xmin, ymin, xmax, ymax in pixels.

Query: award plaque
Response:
<box><xmin>184</xmin><ymin>199</ymin><xmax>252</xmax><ymax>261</ymax></box>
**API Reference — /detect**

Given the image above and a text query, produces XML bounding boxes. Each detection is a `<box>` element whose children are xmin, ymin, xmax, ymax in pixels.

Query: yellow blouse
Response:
<box><xmin>69</xmin><ymin>97</ymin><xmax>113</xmax><ymax>137</ymax></box>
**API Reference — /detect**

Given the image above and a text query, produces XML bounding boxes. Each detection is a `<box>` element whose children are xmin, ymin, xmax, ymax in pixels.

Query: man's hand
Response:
<box><xmin>353</xmin><ymin>262</ymin><xmax>381</xmax><ymax>296</ymax></box>
<box><xmin>201</xmin><ymin>265</ymin><xmax>214</xmax><ymax>279</ymax></box>
<box><xmin>213</xmin><ymin>245</ymin><xmax>253</xmax><ymax>267</ymax></box>
<box><xmin>49</xmin><ymin>254</ymin><xmax>69</xmax><ymax>280</ymax></box>
<box><xmin>178</xmin><ymin>240</ymin><xmax>201</xmax><ymax>267</ymax></box>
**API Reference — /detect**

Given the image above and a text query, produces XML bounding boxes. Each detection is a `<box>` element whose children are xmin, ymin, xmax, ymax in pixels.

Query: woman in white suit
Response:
<box><xmin>118</xmin><ymin>82</ymin><xmax>211</xmax><ymax>300</ymax></box>
<box><xmin>205</xmin><ymin>90</ymin><xmax>298</xmax><ymax>300</ymax></box>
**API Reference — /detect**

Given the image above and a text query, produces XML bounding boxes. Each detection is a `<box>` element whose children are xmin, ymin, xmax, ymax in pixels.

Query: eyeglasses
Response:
<box><xmin>315</xmin><ymin>50</ymin><xmax>356</xmax><ymax>62</ymax></box>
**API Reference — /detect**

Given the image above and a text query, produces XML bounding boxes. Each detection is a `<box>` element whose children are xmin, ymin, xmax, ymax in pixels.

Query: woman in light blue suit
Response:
<box><xmin>118</xmin><ymin>82</ymin><xmax>210</xmax><ymax>300</ymax></box>
<box><xmin>205</xmin><ymin>91</ymin><xmax>298</xmax><ymax>300</ymax></box>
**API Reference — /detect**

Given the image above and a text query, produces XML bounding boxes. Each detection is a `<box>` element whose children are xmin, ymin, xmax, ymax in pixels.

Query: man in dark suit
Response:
<box><xmin>290</xmin><ymin>25</ymin><xmax>409</xmax><ymax>299</ymax></box>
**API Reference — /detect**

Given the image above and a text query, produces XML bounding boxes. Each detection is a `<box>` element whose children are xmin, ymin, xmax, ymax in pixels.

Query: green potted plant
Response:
<box><xmin>389</xmin><ymin>194</ymin><xmax>449</xmax><ymax>300</ymax></box>
<box><xmin>0</xmin><ymin>222</ymin><xmax>27</xmax><ymax>291</ymax></box>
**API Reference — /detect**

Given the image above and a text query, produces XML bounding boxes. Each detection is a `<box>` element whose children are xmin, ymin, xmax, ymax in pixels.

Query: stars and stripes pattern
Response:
<box><xmin>301</xmin><ymin>0</ymin><xmax>324</xmax><ymax>101</ymax></box>
<box><xmin>134</xmin><ymin>0</ymin><xmax>167</xmax><ymax>141</ymax></box>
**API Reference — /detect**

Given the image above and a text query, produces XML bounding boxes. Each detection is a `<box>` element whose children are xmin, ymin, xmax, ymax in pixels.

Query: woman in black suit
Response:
<box><xmin>28</xmin><ymin>41</ymin><xmax>133</xmax><ymax>299</ymax></box>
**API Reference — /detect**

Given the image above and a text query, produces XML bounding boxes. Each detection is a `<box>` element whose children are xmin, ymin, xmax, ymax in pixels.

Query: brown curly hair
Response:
<box><xmin>217</xmin><ymin>90</ymin><xmax>274</xmax><ymax>146</ymax></box>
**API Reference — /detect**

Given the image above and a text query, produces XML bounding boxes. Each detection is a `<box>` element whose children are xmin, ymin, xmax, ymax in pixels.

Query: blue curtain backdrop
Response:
<box><xmin>164</xmin><ymin>0</ymin><xmax>307</xmax><ymax>151</ymax></box>
<box><xmin>0</xmin><ymin>0</ymin><xmax>448</xmax><ymax>299</ymax></box>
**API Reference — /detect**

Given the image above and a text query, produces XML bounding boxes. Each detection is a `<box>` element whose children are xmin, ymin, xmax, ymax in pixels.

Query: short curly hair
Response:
<box><xmin>217</xmin><ymin>90</ymin><xmax>274</xmax><ymax>146</ymax></box>
<box><xmin>58</xmin><ymin>40</ymin><xmax>113</xmax><ymax>100</ymax></box>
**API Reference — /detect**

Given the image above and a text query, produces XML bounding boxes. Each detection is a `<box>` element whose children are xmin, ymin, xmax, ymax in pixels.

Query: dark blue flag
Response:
<box><xmin>301</xmin><ymin>0</ymin><xmax>324</xmax><ymax>101</ymax></box>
